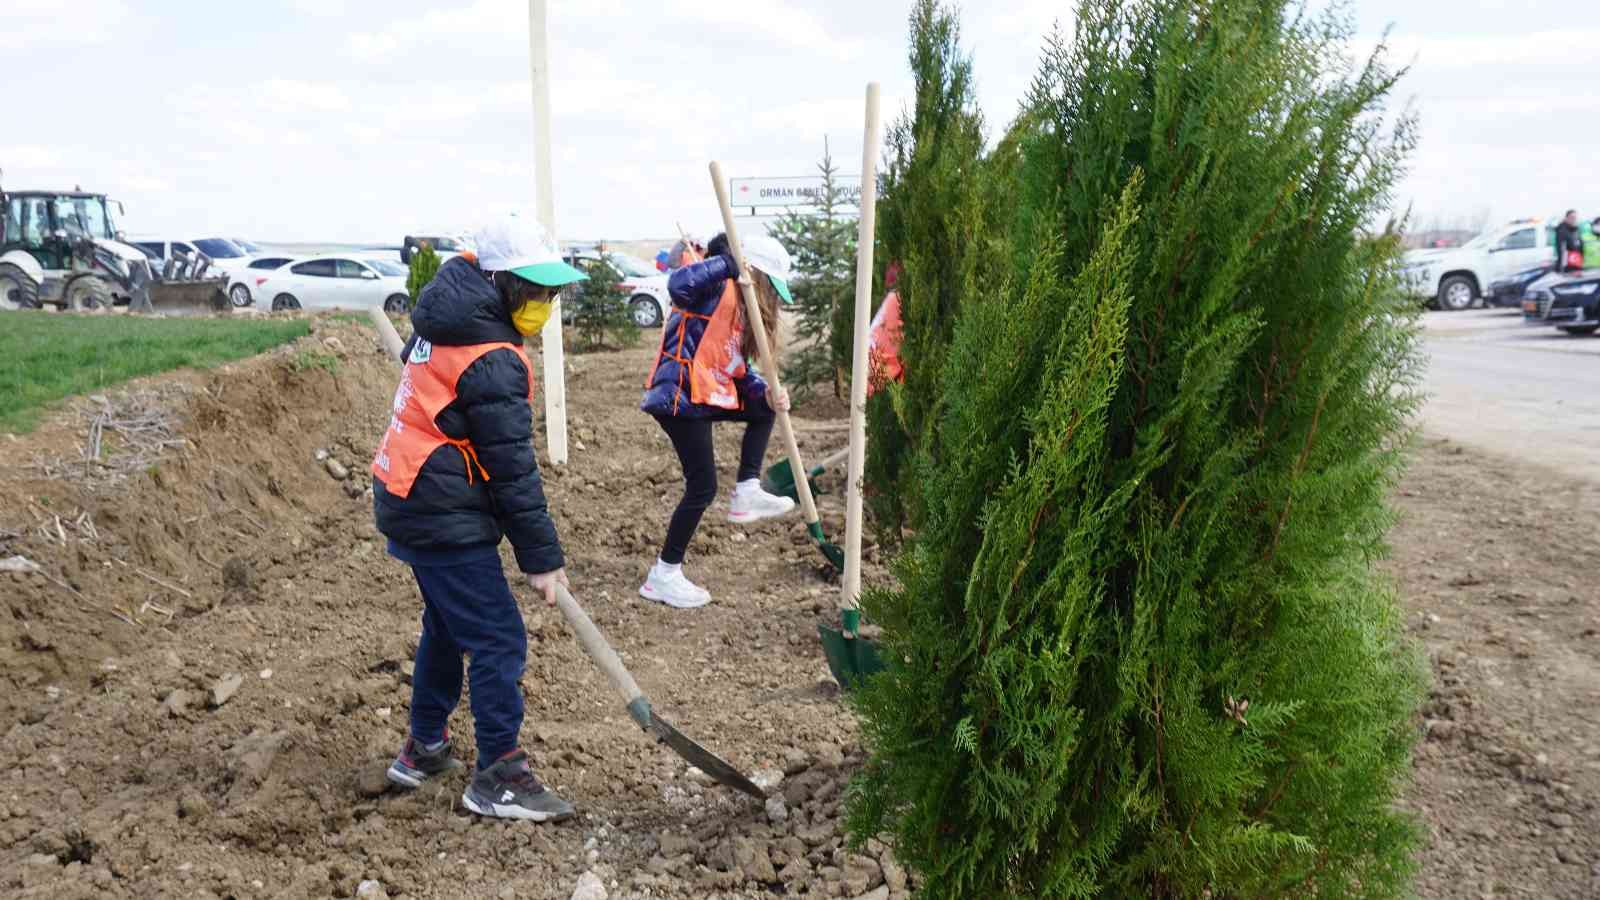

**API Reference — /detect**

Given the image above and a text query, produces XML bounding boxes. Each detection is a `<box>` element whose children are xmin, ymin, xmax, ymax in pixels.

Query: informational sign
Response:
<box><xmin>730</xmin><ymin>176</ymin><xmax>863</xmax><ymax>210</ymax></box>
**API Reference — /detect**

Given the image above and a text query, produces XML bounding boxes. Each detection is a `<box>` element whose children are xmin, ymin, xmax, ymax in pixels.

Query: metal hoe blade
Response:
<box><xmin>645</xmin><ymin>712</ymin><xmax>767</xmax><ymax>799</ymax></box>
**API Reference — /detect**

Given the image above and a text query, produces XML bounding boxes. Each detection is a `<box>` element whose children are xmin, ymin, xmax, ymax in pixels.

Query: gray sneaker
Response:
<box><xmin>386</xmin><ymin>732</ymin><xmax>465</xmax><ymax>789</ymax></box>
<box><xmin>461</xmin><ymin>750</ymin><xmax>575</xmax><ymax>822</ymax></box>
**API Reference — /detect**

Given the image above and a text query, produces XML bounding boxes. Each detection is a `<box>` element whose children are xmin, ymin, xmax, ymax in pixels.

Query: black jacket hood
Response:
<box><xmin>410</xmin><ymin>256</ymin><xmax>521</xmax><ymax>347</ymax></box>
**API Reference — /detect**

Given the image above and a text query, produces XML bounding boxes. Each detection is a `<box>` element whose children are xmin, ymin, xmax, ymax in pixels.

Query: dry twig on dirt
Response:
<box><xmin>30</xmin><ymin>390</ymin><xmax>189</xmax><ymax>488</ymax></box>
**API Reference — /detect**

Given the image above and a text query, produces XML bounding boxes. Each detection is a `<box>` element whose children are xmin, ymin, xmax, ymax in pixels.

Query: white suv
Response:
<box><xmin>1402</xmin><ymin>219</ymin><xmax>1555</xmax><ymax>311</ymax></box>
<box><xmin>564</xmin><ymin>249</ymin><xmax>670</xmax><ymax>328</ymax></box>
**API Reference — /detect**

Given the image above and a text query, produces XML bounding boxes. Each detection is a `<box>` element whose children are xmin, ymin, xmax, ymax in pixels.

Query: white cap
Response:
<box><xmin>742</xmin><ymin>234</ymin><xmax>793</xmax><ymax>303</ymax></box>
<box><xmin>471</xmin><ymin>211</ymin><xmax>587</xmax><ymax>286</ymax></box>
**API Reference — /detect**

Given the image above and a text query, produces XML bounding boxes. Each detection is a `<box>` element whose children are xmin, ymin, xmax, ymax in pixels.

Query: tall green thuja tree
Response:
<box><xmin>848</xmin><ymin>1</ymin><xmax>1427</xmax><ymax>896</ymax></box>
<box><xmin>865</xmin><ymin>0</ymin><xmax>986</xmax><ymax>536</ymax></box>
<box><xmin>407</xmin><ymin>244</ymin><xmax>441</xmax><ymax>303</ymax></box>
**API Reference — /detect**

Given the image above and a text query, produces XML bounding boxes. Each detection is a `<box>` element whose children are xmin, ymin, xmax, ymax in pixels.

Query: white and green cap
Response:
<box><xmin>473</xmin><ymin>211</ymin><xmax>588</xmax><ymax>287</ymax></box>
<box><xmin>742</xmin><ymin>234</ymin><xmax>794</xmax><ymax>304</ymax></box>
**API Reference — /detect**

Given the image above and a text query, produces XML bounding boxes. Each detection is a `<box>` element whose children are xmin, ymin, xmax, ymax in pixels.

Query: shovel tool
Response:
<box><xmin>709</xmin><ymin>161</ymin><xmax>845</xmax><ymax>571</ymax></box>
<box><xmin>553</xmin><ymin>585</ymin><xmax>766</xmax><ymax>799</ymax></box>
<box><xmin>817</xmin><ymin>83</ymin><xmax>888</xmax><ymax>690</ymax></box>
<box><xmin>762</xmin><ymin>446</ymin><xmax>848</xmax><ymax>504</ymax></box>
<box><xmin>370</xmin><ymin>307</ymin><xmax>764</xmax><ymax>798</ymax></box>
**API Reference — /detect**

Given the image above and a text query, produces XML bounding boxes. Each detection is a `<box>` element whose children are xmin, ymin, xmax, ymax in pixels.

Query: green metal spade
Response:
<box><xmin>816</xmin><ymin>82</ymin><xmax>888</xmax><ymax>688</ymax></box>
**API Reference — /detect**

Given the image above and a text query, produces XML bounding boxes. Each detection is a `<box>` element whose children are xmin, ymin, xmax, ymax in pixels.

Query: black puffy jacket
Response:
<box><xmin>373</xmin><ymin>256</ymin><xmax>564</xmax><ymax>573</ymax></box>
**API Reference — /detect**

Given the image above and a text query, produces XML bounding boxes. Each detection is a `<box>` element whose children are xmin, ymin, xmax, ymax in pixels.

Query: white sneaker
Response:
<box><xmin>729</xmin><ymin>480</ymin><xmax>797</xmax><ymax>524</ymax></box>
<box><xmin>639</xmin><ymin>562</ymin><xmax>712</xmax><ymax>609</ymax></box>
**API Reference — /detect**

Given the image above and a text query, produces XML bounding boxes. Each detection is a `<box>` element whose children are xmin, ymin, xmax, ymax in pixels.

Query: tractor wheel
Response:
<box><xmin>0</xmin><ymin>264</ymin><xmax>41</xmax><ymax>310</ymax></box>
<box><xmin>64</xmin><ymin>276</ymin><xmax>114</xmax><ymax>312</ymax></box>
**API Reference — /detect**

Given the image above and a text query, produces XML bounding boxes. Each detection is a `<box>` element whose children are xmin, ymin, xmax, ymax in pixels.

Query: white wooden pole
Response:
<box><xmin>843</xmin><ymin>83</ymin><xmax>881</xmax><ymax>626</ymax></box>
<box><xmin>528</xmin><ymin>0</ymin><xmax>569</xmax><ymax>465</ymax></box>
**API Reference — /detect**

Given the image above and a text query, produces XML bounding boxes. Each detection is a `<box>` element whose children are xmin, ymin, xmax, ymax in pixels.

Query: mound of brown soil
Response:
<box><xmin>0</xmin><ymin>319</ymin><xmax>886</xmax><ymax>899</ymax></box>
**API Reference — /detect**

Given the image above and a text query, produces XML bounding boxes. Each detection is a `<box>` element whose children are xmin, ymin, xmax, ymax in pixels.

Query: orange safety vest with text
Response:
<box><xmin>371</xmin><ymin>338</ymin><xmax>535</xmax><ymax>498</ymax></box>
<box><xmin>644</xmin><ymin>279</ymin><xmax>749</xmax><ymax>413</ymax></box>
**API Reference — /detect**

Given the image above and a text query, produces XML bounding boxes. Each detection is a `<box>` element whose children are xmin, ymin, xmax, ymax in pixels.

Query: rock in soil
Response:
<box><xmin>570</xmin><ymin>870</ymin><xmax>607</xmax><ymax>900</ymax></box>
<box><xmin>209</xmin><ymin>674</ymin><xmax>244</xmax><ymax>708</ymax></box>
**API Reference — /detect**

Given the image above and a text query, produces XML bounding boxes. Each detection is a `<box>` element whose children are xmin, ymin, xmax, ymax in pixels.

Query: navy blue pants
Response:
<box><xmin>402</xmin><ymin>546</ymin><xmax>527</xmax><ymax>771</ymax></box>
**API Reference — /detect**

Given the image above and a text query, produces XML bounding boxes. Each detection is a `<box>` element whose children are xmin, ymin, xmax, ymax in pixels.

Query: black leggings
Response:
<box><xmin>654</xmin><ymin>410</ymin><xmax>775</xmax><ymax>565</ymax></box>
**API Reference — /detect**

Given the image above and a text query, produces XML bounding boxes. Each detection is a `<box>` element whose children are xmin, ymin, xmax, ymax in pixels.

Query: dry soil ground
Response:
<box><xmin>0</xmin><ymin>316</ymin><xmax>1596</xmax><ymax>899</ymax></box>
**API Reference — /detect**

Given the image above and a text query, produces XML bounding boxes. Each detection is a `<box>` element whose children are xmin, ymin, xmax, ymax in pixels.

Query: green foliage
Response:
<box><xmin>865</xmin><ymin>0</ymin><xmax>988</xmax><ymax>537</ymax></box>
<box><xmin>407</xmin><ymin>243</ymin><xmax>441</xmax><ymax>301</ymax></box>
<box><xmin>847</xmin><ymin>1</ymin><xmax>1427</xmax><ymax>896</ymax></box>
<box><xmin>771</xmin><ymin>141</ymin><xmax>858</xmax><ymax>398</ymax></box>
<box><xmin>0</xmin><ymin>314</ymin><xmax>309</xmax><ymax>433</ymax></box>
<box><xmin>289</xmin><ymin>349</ymin><xmax>339</xmax><ymax>374</ymax></box>
<box><xmin>567</xmin><ymin>254</ymin><xmax>638</xmax><ymax>353</ymax></box>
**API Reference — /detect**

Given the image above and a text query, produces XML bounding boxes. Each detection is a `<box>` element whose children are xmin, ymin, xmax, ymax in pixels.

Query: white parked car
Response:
<box><xmin>225</xmin><ymin>255</ymin><xmax>297</xmax><ymax>308</ymax></box>
<box><xmin>565</xmin><ymin>249</ymin><xmax>670</xmax><ymax>328</ymax></box>
<box><xmin>256</xmin><ymin>255</ymin><xmax>412</xmax><ymax>313</ymax></box>
<box><xmin>130</xmin><ymin>237</ymin><xmax>256</xmax><ymax>277</ymax></box>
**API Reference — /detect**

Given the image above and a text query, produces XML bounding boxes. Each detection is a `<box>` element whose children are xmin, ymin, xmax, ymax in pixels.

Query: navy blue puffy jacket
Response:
<box><xmin>373</xmin><ymin>257</ymin><xmax>564</xmax><ymax>573</ymax></box>
<box><xmin>640</xmin><ymin>255</ymin><xmax>770</xmax><ymax>418</ymax></box>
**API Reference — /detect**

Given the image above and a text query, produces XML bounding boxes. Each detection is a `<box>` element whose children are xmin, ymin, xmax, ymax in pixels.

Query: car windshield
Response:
<box><xmin>234</xmin><ymin>239</ymin><xmax>263</xmax><ymax>253</ymax></box>
<box><xmin>366</xmin><ymin>259</ymin><xmax>407</xmax><ymax>277</ymax></box>
<box><xmin>52</xmin><ymin>195</ymin><xmax>116</xmax><ymax>240</ymax></box>
<box><xmin>195</xmin><ymin>238</ymin><xmax>246</xmax><ymax>258</ymax></box>
<box><xmin>606</xmin><ymin>254</ymin><xmax>656</xmax><ymax>278</ymax></box>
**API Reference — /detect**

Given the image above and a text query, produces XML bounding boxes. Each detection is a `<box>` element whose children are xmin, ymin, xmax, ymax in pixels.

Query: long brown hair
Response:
<box><xmin>739</xmin><ymin>271</ymin><xmax>782</xmax><ymax>363</ymax></box>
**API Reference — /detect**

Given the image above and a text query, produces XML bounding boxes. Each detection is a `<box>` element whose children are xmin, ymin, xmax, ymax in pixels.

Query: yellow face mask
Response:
<box><xmin>511</xmin><ymin>299</ymin><xmax>554</xmax><ymax>336</ymax></box>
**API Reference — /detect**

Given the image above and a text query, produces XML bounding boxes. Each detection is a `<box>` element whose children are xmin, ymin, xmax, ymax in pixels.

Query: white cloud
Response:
<box><xmin>258</xmin><ymin>79</ymin><xmax>353</xmax><ymax>114</ymax></box>
<box><xmin>0</xmin><ymin>0</ymin><xmax>130</xmax><ymax>49</ymax></box>
<box><xmin>3</xmin><ymin>0</ymin><xmax>1584</xmax><ymax>244</ymax></box>
<box><xmin>1363</xmin><ymin>29</ymin><xmax>1600</xmax><ymax>71</ymax></box>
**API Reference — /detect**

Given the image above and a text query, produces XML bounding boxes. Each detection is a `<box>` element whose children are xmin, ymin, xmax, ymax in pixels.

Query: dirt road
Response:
<box><xmin>0</xmin><ymin>316</ymin><xmax>1595</xmax><ymax>898</ymax></box>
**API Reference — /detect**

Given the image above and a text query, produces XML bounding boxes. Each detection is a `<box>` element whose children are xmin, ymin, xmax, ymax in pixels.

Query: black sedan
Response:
<box><xmin>1487</xmin><ymin>263</ymin><xmax>1552</xmax><ymax>308</ymax></box>
<box><xmin>1522</xmin><ymin>269</ymin><xmax>1600</xmax><ymax>335</ymax></box>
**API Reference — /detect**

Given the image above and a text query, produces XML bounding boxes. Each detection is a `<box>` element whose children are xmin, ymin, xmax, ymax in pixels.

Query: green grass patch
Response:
<box><xmin>0</xmin><ymin>313</ymin><xmax>311</xmax><ymax>434</ymax></box>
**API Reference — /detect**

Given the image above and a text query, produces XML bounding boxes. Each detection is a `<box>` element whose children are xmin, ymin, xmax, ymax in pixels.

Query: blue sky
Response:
<box><xmin>4</xmin><ymin>0</ymin><xmax>1589</xmax><ymax>243</ymax></box>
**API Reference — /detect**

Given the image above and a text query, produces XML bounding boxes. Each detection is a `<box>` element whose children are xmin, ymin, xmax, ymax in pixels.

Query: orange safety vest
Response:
<box><xmin>867</xmin><ymin>289</ymin><xmax>904</xmax><ymax>396</ymax></box>
<box><xmin>372</xmin><ymin>338</ymin><xmax>535</xmax><ymax>498</ymax></box>
<box><xmin>645</xmin><ymin>279</ymin><xmax>749</xmax><ymax>414</ymax></box>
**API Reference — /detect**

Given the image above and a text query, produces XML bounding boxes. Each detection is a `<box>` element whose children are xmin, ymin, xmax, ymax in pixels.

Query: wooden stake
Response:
<box><xmin>843</xmin><ymin>83</ymin><xmax>882</xmax><ymax>619</ymax></box>
<box><xmin>528</xmin><ymin>0</ymin><xmax>569</xmax><ymax>465</ymax></box>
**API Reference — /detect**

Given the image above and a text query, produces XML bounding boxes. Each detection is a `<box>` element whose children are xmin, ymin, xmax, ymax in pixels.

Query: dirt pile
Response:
<box><xmin>0</xmin><ymin>321</ymin><xmax>885</xmax><ymax>899</ymax></box>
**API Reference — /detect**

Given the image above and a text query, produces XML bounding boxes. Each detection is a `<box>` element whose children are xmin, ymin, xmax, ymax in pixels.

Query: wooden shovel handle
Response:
<box><xmin>709</xmin><ymin>161</ymin><xmax>822</xmax><ymax>527</ymax></box>
<box><xmin>368</xmin><ymin>307</ymin><xmax>406</xmax><ymax>362</ymax></box>
<box><xmin>843</xmin><ymin>83</ymin><xmax>882</xmax><ymax>612</ymax></box>
<box><xmin>553</xmin><ymin>584</ymin><xmax>645</xmax><ymax>707</ymax></box>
